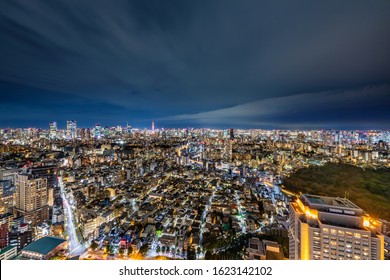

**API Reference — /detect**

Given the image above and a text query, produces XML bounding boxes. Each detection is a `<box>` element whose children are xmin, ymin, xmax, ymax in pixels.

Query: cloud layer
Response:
<box><xmin>160</xmin><ymin>85</ymin><xmax>390</xmax><ymax>129</ymax></box>
<box><xmin>0</xmin><ymin>1</ymin><xmax>389</xmax><ymax>128</ymax></box>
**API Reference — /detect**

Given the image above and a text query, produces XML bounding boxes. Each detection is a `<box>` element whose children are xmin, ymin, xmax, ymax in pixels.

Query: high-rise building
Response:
<box><xmin>289</xmin><ymin>194</ymin><xmax>384</xmax><ymax>260</ymax></box>
<box><xmin>49</xmin><ymin>121</ymin><xmax>57</xmax><ymax>139</ymax></box>
<box><xmin>14</xmin><ymin>174</ymin><xmax>49</xmax><ymax>227</ymax></box>
<box><xmin>66</xmin><ymin>120</ymin><xmax>77</xmax><ymax>140</ymax></box>
<box><xmin>79</xmin><ymin>128</ymin><xmax>86</xmax><ymax>140</ymax></box>
<box><xmin>126</xmin><ymin>123</ymin><xmax>132</xmax><ymax>134</ymax></box>
<box><xmin>223</xmin><ymin>140</ymin><xmax>233</xmax><ymax>162</ymax></box>
<box><xmin>93</xmin><ymin>124</ymin><xmax>101</xmax><ymax>140</ymax></box>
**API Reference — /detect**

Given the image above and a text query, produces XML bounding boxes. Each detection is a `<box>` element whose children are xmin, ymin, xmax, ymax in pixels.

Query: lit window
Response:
<box><xmin>331</xmin><ymin>229</ymin><xmax>337</xmax><ymax>235</ymax></box>
<box><xmin>338</xmin><ymin>230</ymin><xmax>345</xmax><ymax>235</ymax></box>
<box><xmin>323</xmin><ymin>228</ymin><xmax>329</xmax><ymax>233</ymax></box>
<box><xmin>354</xmin><ymin>233</ymin><xmax>361</xmax><ymax>239</ymax></box>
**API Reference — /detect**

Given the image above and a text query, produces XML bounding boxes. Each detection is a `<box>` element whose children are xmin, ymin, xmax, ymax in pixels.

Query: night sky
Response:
<box><xmin>0</xmin><ymin>1</ymin><xmax>389</xmax><ymax>129</ymax></box>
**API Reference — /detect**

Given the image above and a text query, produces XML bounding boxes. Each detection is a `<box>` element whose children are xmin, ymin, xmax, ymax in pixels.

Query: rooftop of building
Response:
<box><xmin>248</xmin><ymin>237</ymin><xmax>265</xmax><ymax>255</ymax></box>
<box><xmin>303</xmin><ymin>194</ymin><xmax>361</xmax><ymax>210</ymax></box>
<box><xmin>0</xmin><ymin>245</ymin><xmax>17</xmax><ymax>254</ymax></box>
<box><xmin>22</xmin><ymin>236</ymin><xmax>66</xmax><ymax>255</ymax></box>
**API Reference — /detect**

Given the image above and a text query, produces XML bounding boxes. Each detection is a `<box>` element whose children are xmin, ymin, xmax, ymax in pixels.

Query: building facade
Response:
<box><xmin>289</xmin><ymin>194</ymin><xmax>384</xmax><ymax>260</ymax></box>
<box><xmin>15</xmin><ymin>174</ymin><xmax>49</xmax><ymax>227</ymax></box>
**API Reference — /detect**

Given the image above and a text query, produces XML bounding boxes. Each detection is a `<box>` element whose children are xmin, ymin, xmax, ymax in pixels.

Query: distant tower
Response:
<box><xmin>93</xmin><ymin>124</ymin><xmax>101</xmax><ymax>140</ymax></box>
<box><xmin>126</xmin><ymin>122</ymin><xmax>132</xmax><ymax>134</ymax></box>
<box><xmin>229</xmin><ymin>139</ymin><xmax>233</xmax><ymax>162</ymax></box>
<box><xmin>66</xmin><ymin>120</ymin><xmax>77</xmax><ymax>140</ymax></box>
<box><xmin>49</xmin><ymin>122</ymin><xmax>57</xmax><ymax>139</ymax></box>
<box><xmin>223</xmin><ymin>140</ymin><xmax>233</xmax><ymax>162</ymax></box>
<box><xmin>229</xmin><ymin>128</ymin><xmax>234</xmax><ymax>140</ymax></box>
<box><xmin>152</xmin><ymin>120</ymin><xmax>155</xmax><ymax>134</ymax></box>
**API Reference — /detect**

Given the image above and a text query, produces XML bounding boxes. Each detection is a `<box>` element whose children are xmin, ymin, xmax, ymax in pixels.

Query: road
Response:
<box><xmin>58</xmin><ymin>177</ymin><xmax>86</xmax><ymax>257</ymax></box>
<box><xmin>199</xmin><ymin>180</ymin><xmax>216</xmax><ymax>247</ymax></box>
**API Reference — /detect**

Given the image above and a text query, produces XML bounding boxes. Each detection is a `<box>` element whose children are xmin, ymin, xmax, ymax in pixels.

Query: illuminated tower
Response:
<box><xmin>152</xmin><ymin>120</ymin><xmax>155</xmax><ymax>134</ymax></box>
<box><xmin>229</xmin><ymin>128</ymin><xmax>234</xmax><ymax>140</ymax></box>
<box><xmin>289</xmin><ymin>194</ymin><xmax>384</xmax><ymax>260</ymax></box>
<box><xmin>93</xmin><ymin>124</ymin><xmax>101</xmax><ymax>139</ymax></box>
<box><xmin>49</xmin><ymin>122</ymin><xmax>57</xmax><ymax>139</ymax></box>
<box><xmin>229</xmin><ymin>139</ymin><xmax>232</xmax><ymax>162</ymax></box>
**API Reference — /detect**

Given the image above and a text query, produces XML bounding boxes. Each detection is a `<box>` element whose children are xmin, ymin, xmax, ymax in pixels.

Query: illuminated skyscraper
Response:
<box><xmin>49</xmin><ymin>122</ymin><xmax>57</xmax><ymax>139</ymax></box>
<box><xmin>229</xmin><ymin>128</ymin><xmax>234</xmax><ymax>140</ymax></box>
<box><xmin>66</xmin><ymin>120</ymin><xmax>77</xmax><ymax>140</ymax></box>
<box><xmin>93</xmin><ymin>124</ymin><xmax>101</xmax><ymax>139</ymax></box>
<box><xmin>289</xmin><ymin>194</ymin><xmax>384</xmax><ymax>260</ymax></box>
<box><xmin>15</xmin><ymin>174</ymin><xmax>49</xmax><ymax>227</ymax></box>
<box><xmin>152</xmin><ymin>120</ymin><xmax>155</xmax><ymax>134</ymax></box>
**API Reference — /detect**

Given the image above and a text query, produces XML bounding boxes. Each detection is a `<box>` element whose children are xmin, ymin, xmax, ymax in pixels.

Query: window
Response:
<box><xmin>338</xmin><ymin>230</ymin><xmax>345</xmax><ymax>235</ymax></box>
<box><xmin>331</xmin><ymin>229</ymin><xmax>337</xmax><ymax>235</ymax></box>
<box><xmin>354</xmin><ymin>233</ymin><xmax>361</xmax><ymax>239</ymax></box>
<box><xmin>323</xmin><ymin>228</ymin><xmax>329</xmax><ymax>233</ymax></box>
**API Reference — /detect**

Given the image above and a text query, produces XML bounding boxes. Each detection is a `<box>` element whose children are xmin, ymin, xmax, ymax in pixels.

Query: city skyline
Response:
<box><xmin>3</xmin><ymin>120</ymin><xmax>390</xmax><ymax>132</ymax></box>
<box><xmin>1</xmin><ymin>1</ymin><xmax>390</xmax><ymax>129</ymax></box>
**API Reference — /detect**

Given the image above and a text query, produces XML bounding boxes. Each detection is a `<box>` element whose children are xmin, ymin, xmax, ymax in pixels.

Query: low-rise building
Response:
<box><xmin>21</xmin><ymin>236</ymin><xmax>67</xmax><ymax>260</ymax></box>
<box><xmin>0</xmin><ymin>245</ymin><xmax>17</xmax><ymax>260</ymax></box>
<box><xmin>246</xmin><ymin>237</ymin><xmax>285</xmax><ymax>260</ymax></box>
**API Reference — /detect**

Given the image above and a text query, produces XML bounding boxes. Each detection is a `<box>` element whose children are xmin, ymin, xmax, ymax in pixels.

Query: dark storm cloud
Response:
<box><xmin>0</xmin><ymin>0</ymin><xmax>389</xmax><ymax>128</ymax></box>
<box><xmin>161</xmin><ymin>84</ymin><xmax>390</xmax><ymax>129</ymax></box>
